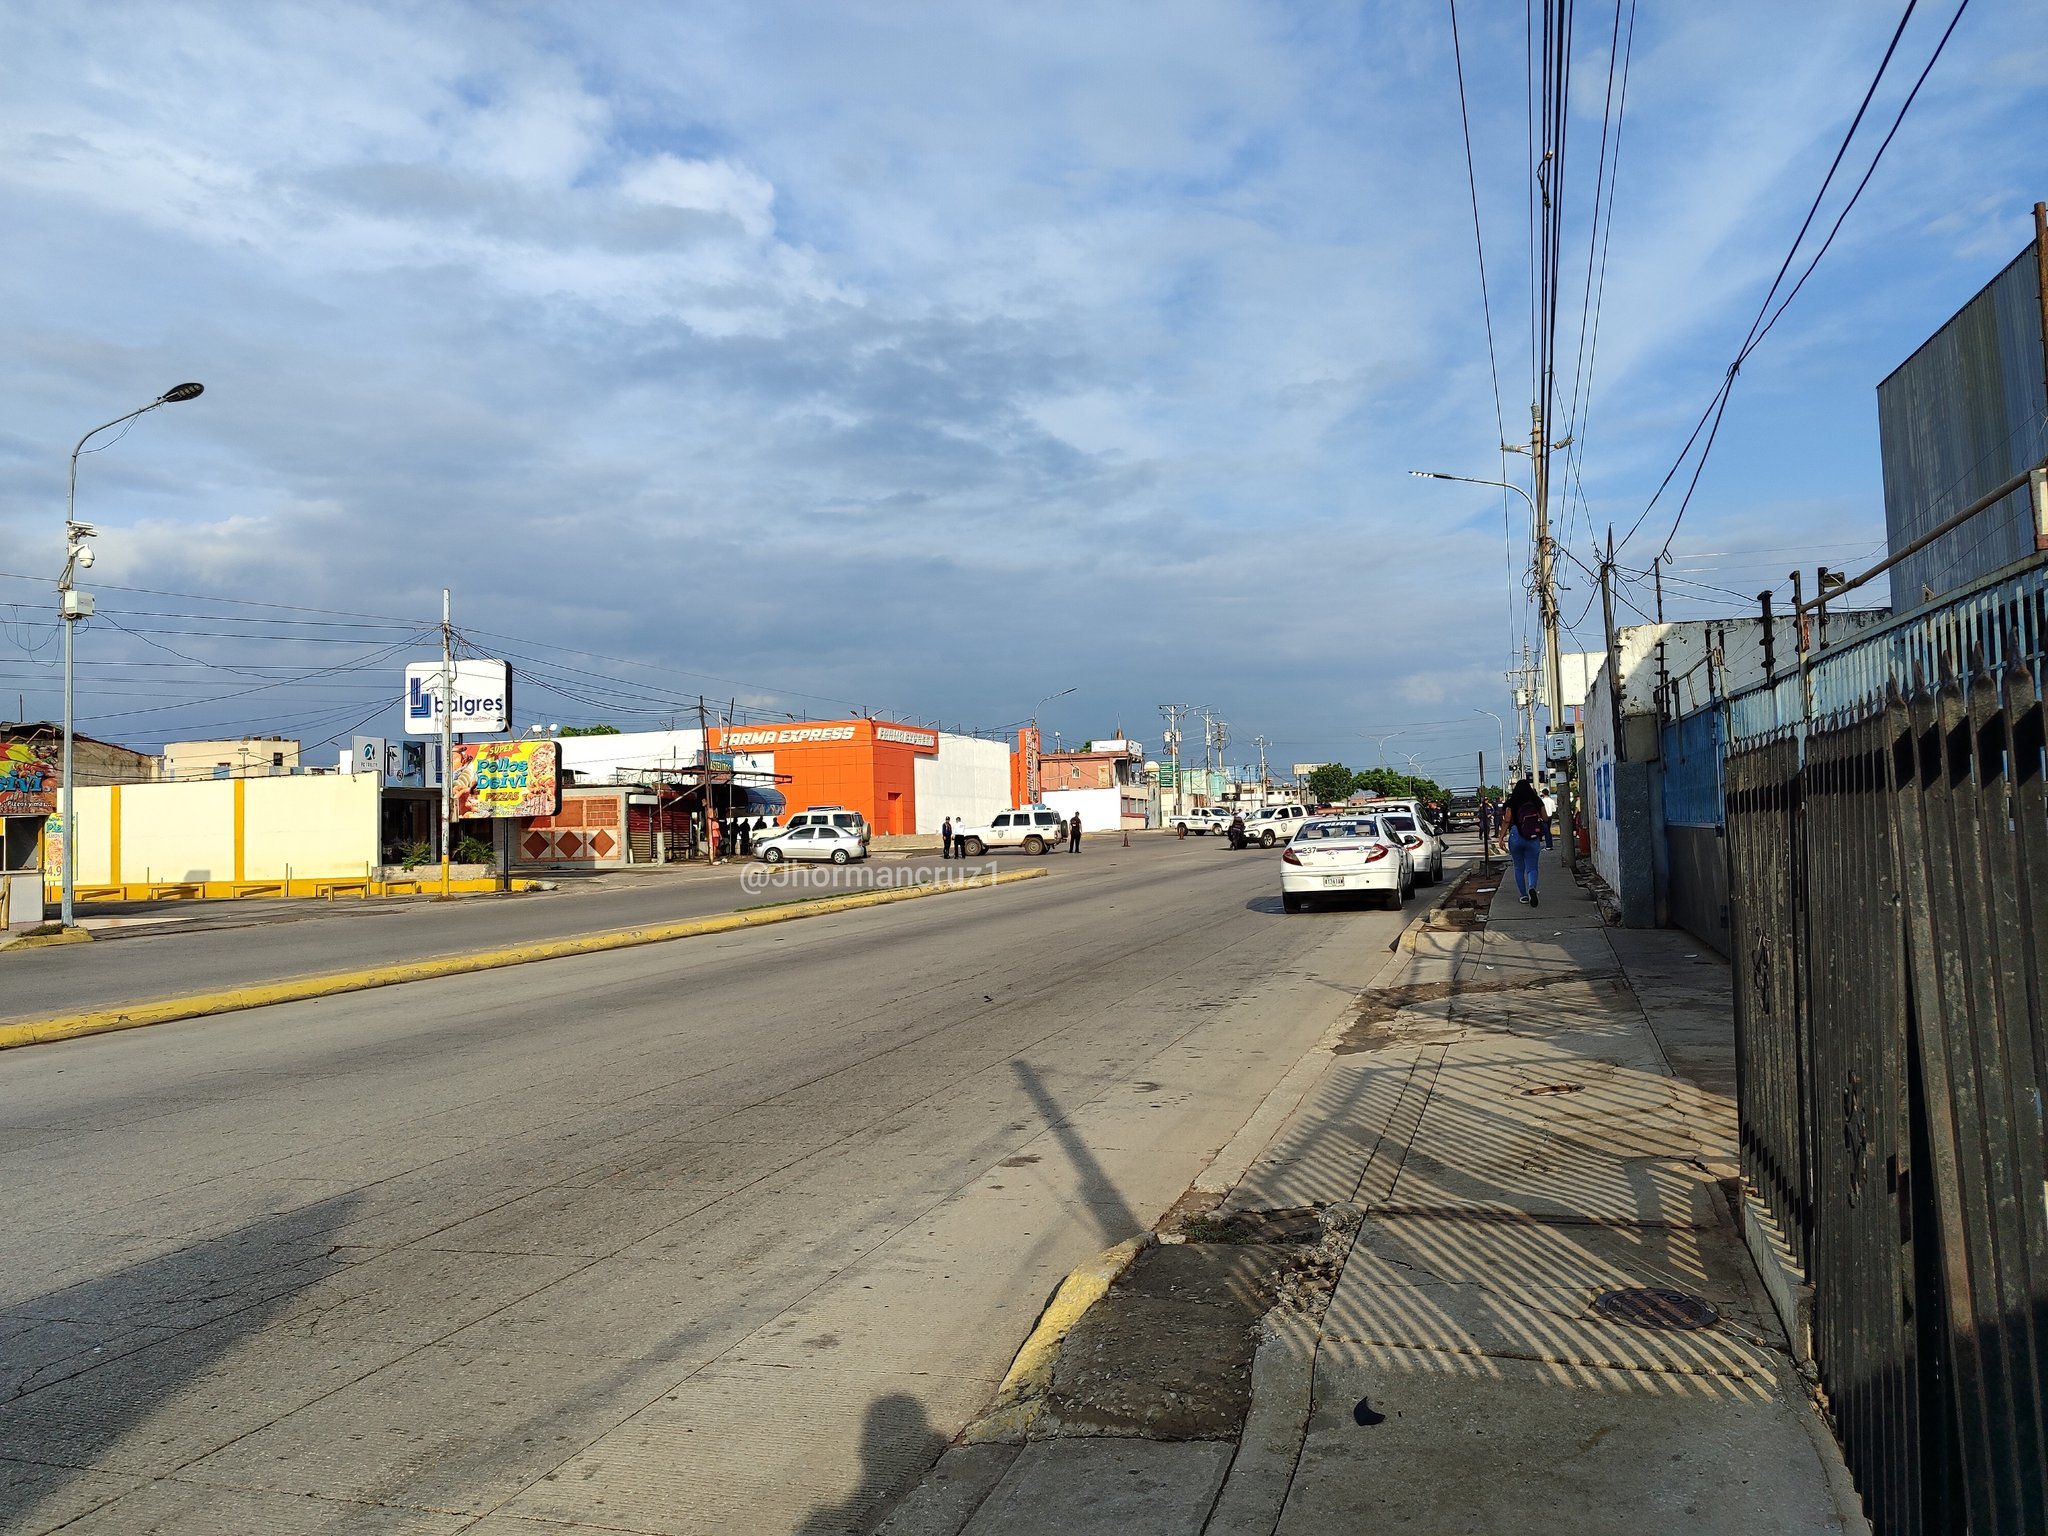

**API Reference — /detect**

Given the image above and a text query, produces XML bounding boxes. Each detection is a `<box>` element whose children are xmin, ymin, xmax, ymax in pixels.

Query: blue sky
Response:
<box><xmin>2</xmin><ymin>1</ymin><xmax>2042</xmax><ymax>781</ymax></box>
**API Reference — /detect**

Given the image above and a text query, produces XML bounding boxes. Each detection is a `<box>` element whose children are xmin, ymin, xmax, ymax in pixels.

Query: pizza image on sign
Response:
<box><xmin>0</xmin><ymin>738</ymin><xmax>58</xmax><ymax>816</ymax></box>
<box><xmin>452</xmin><ymin>741</ymin><xmax>560</xmax><ymax>819</ymax></box>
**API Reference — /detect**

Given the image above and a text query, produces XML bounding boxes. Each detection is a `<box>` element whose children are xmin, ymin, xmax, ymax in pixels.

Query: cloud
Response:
<box><xmin>0</xmin><ymin>0</ymin><xmax>2041</xmax><ymax>770</ymax></box>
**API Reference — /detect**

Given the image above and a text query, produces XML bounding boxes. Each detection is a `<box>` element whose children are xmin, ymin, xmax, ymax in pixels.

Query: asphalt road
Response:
<box><xmin>0</xmin><ymin>837</ymin><xmax>1435</xmax><ymax>1534</ymax></box>
<box><xmin>2</xmin><ymin>848</ymin><xmax>1090</xmax><ymax>1024</ymax></box>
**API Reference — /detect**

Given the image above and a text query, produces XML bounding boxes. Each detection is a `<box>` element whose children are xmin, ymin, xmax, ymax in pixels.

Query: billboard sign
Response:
<box><xmin>452</xmin><ymin>740</ymin><xmax>559</xmax><ymax>818</ymax></box>
<box><xmin>0</xmin><ymin>737</ymin><xmax>59</xmax><ymax>816</ymax></box>
<box><xmin>353</xmin><ymin>737</ymin><xmax>440</xmax><ymax>787</ymax></box>
<box><xmin>1021</xmin><ymin>726</ymin><xmax>1041</xmax><ymax>803</ymax></box>
<box><xmin>404</xmin><ymin>660</ymin><xmax>511</xmax><ymax>736</ymax></box>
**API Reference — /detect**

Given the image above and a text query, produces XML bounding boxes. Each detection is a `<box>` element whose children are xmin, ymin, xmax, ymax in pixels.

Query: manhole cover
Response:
<box><xmin>1592</xmin><ymin>1287</ymin><xmax>1720</xmax><ymax>1331</ymax></box>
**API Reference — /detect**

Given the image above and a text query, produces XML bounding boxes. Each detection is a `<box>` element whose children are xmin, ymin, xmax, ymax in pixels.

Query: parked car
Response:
<box><xmin>1360</xmin><ymin>800</ymin><xmax>1446</xmax><ymax>885</ymax></box>
<box><xmin>1169</xmin><ymin>808</ymin><xmax>1232</xmax><ymax>834</ymax></box>
<box><xmin>783</xmin><ymin>805</ymin><xmax>870</xmax><ymax>851</ymax></box>
<box><xmin>1279</xmin><ymin>815</ymin><xmax>1413</xmax><ymax>912</ymax></box>
<box><xmin>754</xmin><ymin>824</ymin><xmax>868</xmax><ymax>864</ymax></box>
<box><xmin>1241</xmin><ymin>802</ymin><xmax>1311</xmax><ymax>848</ymax></box>
<box><xmin>953</xmin><ymin>805</ymin><xmax>1068</xmax><ymax>856</ymax></box>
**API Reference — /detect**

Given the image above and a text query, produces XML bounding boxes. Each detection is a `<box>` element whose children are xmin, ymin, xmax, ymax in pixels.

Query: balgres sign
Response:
<box><xmin>876</xmin><ymin>726</ymin><xmax>939</xmax><ymax>750</ymax></box>
<box><xmin>403</xmin><ymin>660</ymin><xmax>511</xmax><ymax>736</ymax></box>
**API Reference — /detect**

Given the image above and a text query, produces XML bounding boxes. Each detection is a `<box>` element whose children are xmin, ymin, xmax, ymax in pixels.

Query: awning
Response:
<box><xmin>738</xmin><ymin>787</ymin><xmax>786</xmax><ymax>815</ymax></box>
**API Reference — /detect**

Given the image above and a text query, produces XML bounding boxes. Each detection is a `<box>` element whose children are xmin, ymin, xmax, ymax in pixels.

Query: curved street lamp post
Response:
<box><xmin>59</xmin><ymin>383</ymin><xmax>205</xmax><ymax>927</ymax></box>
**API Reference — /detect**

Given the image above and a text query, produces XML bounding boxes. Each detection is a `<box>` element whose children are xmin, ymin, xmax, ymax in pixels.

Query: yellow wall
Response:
<box><xmin>59</xmin><ymin>776</ymin><xmax>379</xmax><ymax>886</ymax></box>
<box><xmin>242</xmin><ymin>775</ymin><xmax>380</xmax><ymax>879</ymax></box>
<box><xmin>101</xmin><ymin>780</ymin><xmax>235</xmax><ymax>883</ymax></box>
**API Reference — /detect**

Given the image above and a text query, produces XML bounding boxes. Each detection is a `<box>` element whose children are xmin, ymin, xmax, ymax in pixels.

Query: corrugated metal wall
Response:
<box><xmin>1660</xmin><ymin>708</ymin><xmax>1725</xmax><ymax>828</ymax></box>
<box><xmin>1877</xmin><ymin>237</ymin><xmax>2046</xmax><ymax>606</ymax></box>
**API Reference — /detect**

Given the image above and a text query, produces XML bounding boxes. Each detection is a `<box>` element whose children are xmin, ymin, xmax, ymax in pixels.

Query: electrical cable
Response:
<box><xmin>1614</xmin><ymin>0</ymin><xmax>1966</xmax><ymax>561</ymax></box>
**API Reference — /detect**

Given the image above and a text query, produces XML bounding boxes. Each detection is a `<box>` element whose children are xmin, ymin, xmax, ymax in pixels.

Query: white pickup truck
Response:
<box><xmin>1168</xmin><ymin>808</ymin><xmax>1232</xmax><ymax>834</ymax></box>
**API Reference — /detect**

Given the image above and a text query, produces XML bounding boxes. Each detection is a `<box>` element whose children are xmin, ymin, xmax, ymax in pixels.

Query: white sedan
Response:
<box><xmin>754</xmin><ymin>824</ymin><xmax>868</xmax><ymax>864</ymax></box>
<box><xmin>1375</xmin><ymin>808</ymin><xmax>1447</xmax><ymax>885</ymax></box>
<box><xmin>1279</xmin><ymin>816</ymin><xmax>1413</xmax><ymax>913</ymax></box>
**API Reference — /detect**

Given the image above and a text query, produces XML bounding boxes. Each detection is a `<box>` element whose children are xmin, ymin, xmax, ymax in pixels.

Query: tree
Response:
<box><xmin>1305</xmin><ymin>762</ymin><xmax>1355</xmax><ymax>806</ymax></box>
<box><xmin>558</xmin><ymin>724</ymin><xmax>621</xmax><ymax>737</ymax></box>
<box><xmin>1351</xmin><ymin>766</ymin><xmax>1449</xmax><ymax>803</ymax></box>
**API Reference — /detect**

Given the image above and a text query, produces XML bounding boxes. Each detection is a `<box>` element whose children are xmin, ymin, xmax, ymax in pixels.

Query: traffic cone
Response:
<box><xmin>1122</xmin><ymin>828</ymin><xmax>1130</xmax><ymax>847</ymax></box>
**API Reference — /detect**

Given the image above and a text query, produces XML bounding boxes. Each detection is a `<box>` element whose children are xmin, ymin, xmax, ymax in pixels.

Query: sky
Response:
<box><xmin>2</xmin><ymin>1</ymin><xmax>2043</xmax><ymax>784</ymax></box>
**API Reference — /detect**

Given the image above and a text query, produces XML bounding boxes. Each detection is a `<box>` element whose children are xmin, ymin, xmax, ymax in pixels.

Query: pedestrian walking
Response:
<box><xmin>1505</xmin><ymin>776</ymin><xmax>1546</xmax><ymax>905</ymax></box>
<box><xmin>1067</xmin><ymin>813</ymin><xmax>1082</xmax><ymax>853</ymax></box>
<box><xmin>941</xmin><ymin>816</ymin><xmax>954</xmax><ymax>860</ymax></box>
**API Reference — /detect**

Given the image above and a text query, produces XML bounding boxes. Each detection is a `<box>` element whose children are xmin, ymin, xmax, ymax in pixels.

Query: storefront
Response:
<box><xmin>710</xmin><ymin>719</ymin><xmax>943</xmax><ymax>836</ymax></box>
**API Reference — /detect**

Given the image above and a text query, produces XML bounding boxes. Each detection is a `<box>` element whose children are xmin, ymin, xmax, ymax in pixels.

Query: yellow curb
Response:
<box><xmin>0</xmin><ymin>867</ymin><xmax>1051</xmax><ymax>1053</ymax></box>
<box><xmin>6</xmin><ymin>927</ymin><xmax>95</xmax><ymax>950</ymax></box>
<box><xmin>963</xmin><ymin>1233</ymin><xmax>1154</xmax><ymax>1444</ymax></box>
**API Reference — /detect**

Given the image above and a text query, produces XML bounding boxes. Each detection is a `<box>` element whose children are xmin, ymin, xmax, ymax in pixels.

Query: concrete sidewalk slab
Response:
<box><xmin>960</xmin><ymin>1439</ymin><xmax>1235</xmax><ymax>1536</ymax></box>
<box><xmin>1280</xmin><ymin>1340</ymin><xmax>1844</xmax><ymax>1535</ymax></box>
<box><xmin>1324</xmin><ymin>1213</ymin><xmax>1782</xmax><ymax>1384</ymax></box>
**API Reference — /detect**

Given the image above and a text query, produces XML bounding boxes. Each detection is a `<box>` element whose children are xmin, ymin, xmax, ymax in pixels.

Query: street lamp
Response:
<box><xmin>60</xmin><ymin>383</ymin><xmax>204</xmax><ymax>927</ymax></box>
<box><xmin>1362</xmin><ymin>729</ymin><xmax>1404</xmax><ymax>769</ymax></box>
<box><xmin>1409</xmin><ymin>468</ymin><xmax>1534</xmax><ymax>521</ymax></box>
<box><xmin>1474</xmin><ymin>708</ymin><xmax>1507</xmax><ymax>783</ymax></box>
<box><xmin>1027</xmin><ymin>687</ymin><xmax>1073</xmax><ymax>803</ymax></box>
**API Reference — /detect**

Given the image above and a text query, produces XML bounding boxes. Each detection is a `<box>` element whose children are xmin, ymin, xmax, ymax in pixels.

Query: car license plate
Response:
<box><xmin>1320</xmin><ymin>875</ymin><xmax>1345</xmax><ymax>887</ymax></box>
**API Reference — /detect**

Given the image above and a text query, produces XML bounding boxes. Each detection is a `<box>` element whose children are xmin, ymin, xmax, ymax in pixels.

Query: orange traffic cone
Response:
<box><xmin>1122</xmin><ymin>828</ymin><xmax>1130</xmax><ymax>847</ymax></box>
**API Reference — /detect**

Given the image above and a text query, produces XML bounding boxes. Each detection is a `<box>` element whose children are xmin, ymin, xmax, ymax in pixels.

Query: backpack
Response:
<box><xmin>1515</xmin><ymin>802</ymin><xmax>1545</xmax><ymax>840</ymax></box>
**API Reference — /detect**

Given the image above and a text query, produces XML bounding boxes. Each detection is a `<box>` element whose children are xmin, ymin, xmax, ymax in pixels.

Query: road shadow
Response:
<box><xmin>0</xmin><ymin>1193</ymin><xmax>361</xmax><ymax>1531</ymax></box>
<box><xmin>1011</xmin><ymin>1060</ymin><xmax>1142</xmax><ymax>1244</ymax></box>
<box><xmin>792</xmin><ymin>1392</ymin><xmax>946</xmax><ymax>1535</ymax></box>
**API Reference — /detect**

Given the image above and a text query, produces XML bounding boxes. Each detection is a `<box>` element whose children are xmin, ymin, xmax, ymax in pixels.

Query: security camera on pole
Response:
<box><xmin>58</xmin><ymin>383</ymin><xmax>204</xmax><ymax>929</ymax></box>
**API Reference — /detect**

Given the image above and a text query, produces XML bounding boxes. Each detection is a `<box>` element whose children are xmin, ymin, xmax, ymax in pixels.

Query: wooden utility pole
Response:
<box><xmin>1601</xmin><ymin>528</ymin><xmax>1624</xmax><ymax>763</ymax></box>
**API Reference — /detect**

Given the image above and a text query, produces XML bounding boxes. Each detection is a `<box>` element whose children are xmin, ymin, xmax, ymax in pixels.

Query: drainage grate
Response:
<box><xmin>1591</xmin><ymin>1287</ymin><xmax>1720</xmax><ymax>1331</ymax></box>
<box><xmin>1520</xmin><ymin>1082</ymin><xmax>1584</xmax><ymax>1096</ymax></box>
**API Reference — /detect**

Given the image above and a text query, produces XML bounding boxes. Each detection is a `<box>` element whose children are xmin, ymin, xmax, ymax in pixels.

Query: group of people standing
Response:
<box><xmin>1478</xmin><ymin>777</ymin><xmax>1553</xmax><ymax>906</ymax></box>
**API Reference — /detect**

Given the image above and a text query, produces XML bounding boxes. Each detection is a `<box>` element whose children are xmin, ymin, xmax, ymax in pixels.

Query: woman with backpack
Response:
<box><xmin>1504</xmin><ymin>776</ymin><xmax>1550</xmax><ymax>906</ymax></box>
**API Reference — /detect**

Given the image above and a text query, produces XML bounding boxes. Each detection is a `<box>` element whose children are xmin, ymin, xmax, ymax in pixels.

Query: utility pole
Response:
<box><xmin>440</xmin><ymin>587</ymin><xmax>453</xmax><ymax>898</ymax></box>
<box><xmin>1159</xmin><ymin>703</ymin><xmax>1192</xmax><ymax>818</ymax></box>
<box><xmin>1601</xmin><ymin>529</ymin><xmax>1624</xmax><ymax>763</ymax></box>
<box><xmin>1254</xmin><ymin>734</ymin><xmax>1270</xmax><ymax>796</ymax></box>
<box><xmin>1507</xmin><ymin>398</ymin><xmax>1578</xmax><ymax>867</ymax></box>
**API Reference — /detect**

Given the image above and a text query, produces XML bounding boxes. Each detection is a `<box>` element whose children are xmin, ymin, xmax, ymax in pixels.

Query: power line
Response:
<box><xmin>1615</xmin><ymin>0</ymin><xmax>1968</xmax><ymax>561</ymax></box>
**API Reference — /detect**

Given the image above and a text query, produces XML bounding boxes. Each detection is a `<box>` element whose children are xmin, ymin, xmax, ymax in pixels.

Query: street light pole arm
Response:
<box><xmin>1409</xmin><ymin>469</ymin><xmax>1535</xmax><ymax>518</ymax></box>
<box><xmin>64</xmin><ymin>401</ymin><xmax>171</xmax><ymax>586</ymax></box>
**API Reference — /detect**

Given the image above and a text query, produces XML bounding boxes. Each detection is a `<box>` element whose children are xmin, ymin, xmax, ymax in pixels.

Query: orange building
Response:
<box><xmin>709</xmin><ymin>719</ymin><xmax>942</xmax><ymax>835</ymax></box>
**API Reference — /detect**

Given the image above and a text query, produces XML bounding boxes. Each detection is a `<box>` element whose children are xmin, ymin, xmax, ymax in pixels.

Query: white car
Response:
<box><xmin>1169</xmin><ymin>808</ymin><xmax>1232</xmax><ymax>834</ymax></box>
<box><xmin>1280</xmin><ymin>815</ymin><xmax>1414</xmax><ymax>912</ymax></box>
<box><xmin>783</xmin><ymin>805</ymin><xmax>870</xmax><ymax>851</ymax></box>
<box><xmin>1368</xmin><ymin>803</ymin><xmax>1446</xmax><ymax>885</ymax></box>
<box><xmin>1242</xmin><ymin>802</ymin><xmax>1311</xmax><ymax>848</ymax></box>
<box><xmin>754</xmin><ymin>824</ymin><xmax>868</xmax><ymax>864</ymax></box>
<box><xmin>954</xmin><ymin>805</ymin><xmax>1068</xmax><ymax>856</ymax></box>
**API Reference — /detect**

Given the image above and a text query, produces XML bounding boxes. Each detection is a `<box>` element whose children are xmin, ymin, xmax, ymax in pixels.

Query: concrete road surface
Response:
<box><xmin>3</xmin><ymin>851</ymin><xmax>1024</xmax><ymax>1023</ymax></box>
<box><xmin>0</xmin><ymin>838</ymin><xmax>1418</xmax><ymax>1534</ymax></box>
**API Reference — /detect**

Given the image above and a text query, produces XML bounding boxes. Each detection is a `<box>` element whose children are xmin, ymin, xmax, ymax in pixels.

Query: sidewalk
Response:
<box><xmin>882</xmin><ymin>865</ymin><xmax>1866</xmax><ymax>1534</ymax></box>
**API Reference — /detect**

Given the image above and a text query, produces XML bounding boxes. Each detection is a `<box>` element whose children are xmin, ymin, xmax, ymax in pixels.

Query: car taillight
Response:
<box><xmin>1364</xmin><ymin>845</ymin><xmax>1389</xmax><ymax>862</ymax></box>
<box><xmin>1281</xmin><ymin>848</ymin><xmax>1303</xmax><ymax>865</ymax></box>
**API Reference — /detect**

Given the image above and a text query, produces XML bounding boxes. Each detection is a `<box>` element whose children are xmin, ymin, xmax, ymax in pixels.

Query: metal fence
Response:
<box><xmin>1725</xmin><ymin>557</ymin><xmax>2048</xmax><ymax>1536</ymax></box>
